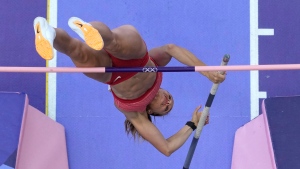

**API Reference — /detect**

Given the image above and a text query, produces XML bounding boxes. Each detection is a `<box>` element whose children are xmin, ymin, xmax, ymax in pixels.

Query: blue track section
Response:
<box><xmin>0</xmin><ymin>0</ymin><xmax>46</xmax><ymax>112</ymax></box>
<box><xmin>259</xmin><ymin>0</ymin><xmax>300</xmax><ymax>97</ymax></box>
<box><xmin>57</xmin><ymin>1</ymin><xmax>249</xmax><ymax>169</ymax></box>
<box><xmin>0</xmin><ymin>1</ymin><xmax>46</xmax><ymax>168</ymax></box>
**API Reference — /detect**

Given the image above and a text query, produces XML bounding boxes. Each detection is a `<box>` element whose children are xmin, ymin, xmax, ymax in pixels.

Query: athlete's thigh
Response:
<box><xmin>72</xmin><ymin>47</ymin><xmax>112</xmax><ymax>82</ymax></box>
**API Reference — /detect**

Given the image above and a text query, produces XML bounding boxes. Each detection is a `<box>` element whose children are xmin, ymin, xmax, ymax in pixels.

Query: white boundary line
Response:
<box><xmin>250</xmin><ymin>0</ymin><xmax>273</xmax><ymax>120</ymax></box>
<box><xmin>47</xmin><ymin>0</ymin><xmax>57</xmax><ymax>121</ymax></box>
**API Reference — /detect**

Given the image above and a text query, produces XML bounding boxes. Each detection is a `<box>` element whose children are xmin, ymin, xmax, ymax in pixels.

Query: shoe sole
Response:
<box><xmin>69</xmin><ymin>17</ymin><xmax>104</xmax><ymax>50</ymax></box>
<box><xmin>34</xmin><ymin>18</ymin><xmax>54</xmax><ymax>60</ymax></box>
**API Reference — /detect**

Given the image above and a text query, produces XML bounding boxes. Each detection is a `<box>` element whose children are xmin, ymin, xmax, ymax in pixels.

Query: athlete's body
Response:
<box><xmin>34</xmin><ymin>16</ymin><xmax>225</xmax><ymax>156</ymax></box>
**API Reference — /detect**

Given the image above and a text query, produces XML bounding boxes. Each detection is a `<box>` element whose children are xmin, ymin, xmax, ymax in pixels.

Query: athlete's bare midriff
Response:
<box><xmin>100</xmin><ymin>26</ymin><xmax>158</xmax><ymax>100</ymax></box>
<box><xmin>110</xmin><ymin>58</ymin><xmax>157</xmax><ymax>100</ymax></box>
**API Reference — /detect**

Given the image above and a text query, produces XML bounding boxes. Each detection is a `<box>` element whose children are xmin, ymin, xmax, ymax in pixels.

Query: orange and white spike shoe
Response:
<box><xmin>33</xmin><ymin>17</ymin><xmax>56</xmax><ymax>60</ymax></box>
<box><xmin>68</xmin><ymin>17</ymin><xmax>104</xmax><ymax>51</ymax></box>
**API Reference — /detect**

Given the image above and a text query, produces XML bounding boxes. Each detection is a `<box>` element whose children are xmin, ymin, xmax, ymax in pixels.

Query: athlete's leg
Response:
<box><xmin>34</xmin><ymin>17</ymin><xmax>111</xmax><ymax>82</ymax></box>
<box><xmin>68</xmin><ymin>17</ymin><xmax>147</xmax><ymax>60</ymax></box>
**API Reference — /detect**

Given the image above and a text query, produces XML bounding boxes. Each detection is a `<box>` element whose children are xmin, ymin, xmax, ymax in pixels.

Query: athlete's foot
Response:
<box><xmin>68</xmin><ymin>17</ymin><xmax>104</xmax><ymax>50</ymax></box>
<box><xmin>33</xmin><ymin>17</ymin><xmax>56</xmax><ymax>60</ymax></box>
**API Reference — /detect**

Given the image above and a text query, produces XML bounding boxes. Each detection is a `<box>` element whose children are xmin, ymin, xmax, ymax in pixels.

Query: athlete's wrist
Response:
<box><xmin>185</xmin><ymin>121</ymin><xmax>197</xmax><ymax>131</ymax></box>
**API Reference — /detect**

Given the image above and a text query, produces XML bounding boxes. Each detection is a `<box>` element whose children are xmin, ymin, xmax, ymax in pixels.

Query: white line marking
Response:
<box><xmin>250</xmin><ymin>0</ymin><xmax>272</xmax><ymax>120</ymax></box>
<box><xmin>258</xmin><ymin>29</ymin><xmax>274</xmax><ymax>36</ymax></box>
<box><xmin>259</xmin><ymin>91</ymin><xmax>267</xmax><ymax>98</ymax></box>
<box><xmin>47</xmin><ymin>0</ymin><xmax>57</xmax><ymax>121</ymax></box>
<box><xmin>250</xmin><ymin>0</ymin><xmax>259</xmax><ymax>120</ymax></box>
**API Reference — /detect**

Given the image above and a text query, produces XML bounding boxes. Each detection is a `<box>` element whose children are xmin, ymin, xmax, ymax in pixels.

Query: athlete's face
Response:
<box><xmin>148</xmin><ymin>89</ymin><xmax>174</xmax><ymax>116</ymax></box>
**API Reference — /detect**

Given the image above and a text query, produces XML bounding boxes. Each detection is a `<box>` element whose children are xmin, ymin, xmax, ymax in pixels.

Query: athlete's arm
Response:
<box><xmin>122</xmin><ymin>106</ymin><xmax>207</xmax><ymax>156</ymax></box>
<box><xmin>149</xmin><ymin>44</ymin><xmax>225</xmax><ymax>83</ymax></box>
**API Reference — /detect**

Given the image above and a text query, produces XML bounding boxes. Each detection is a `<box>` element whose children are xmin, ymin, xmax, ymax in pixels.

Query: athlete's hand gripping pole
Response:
<box><xmin>183</xmin><ymin>54</ymin><xmax>230</xmax><ymax>169</ymax></box>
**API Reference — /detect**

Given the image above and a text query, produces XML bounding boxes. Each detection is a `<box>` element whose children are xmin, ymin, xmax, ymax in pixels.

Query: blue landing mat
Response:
<box><xmin>0</xmin><ymin>92</ymin><xmax>26</xmax><ymax>168</ymax></box>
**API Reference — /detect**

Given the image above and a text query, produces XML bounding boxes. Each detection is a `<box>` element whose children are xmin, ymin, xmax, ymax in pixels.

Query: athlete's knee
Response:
<box><xmin>119</xmin><ymin>25</ymin><xmax>138</xmax><ymax>32</ymax></box>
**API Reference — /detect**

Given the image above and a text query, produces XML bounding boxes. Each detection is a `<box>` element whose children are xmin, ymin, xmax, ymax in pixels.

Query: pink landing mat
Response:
<box><xmin>15</xmin><ymin>104</ymin><xmax>69</xmax><ymax>169</ymax></box>
<box><xmin>231</xmin><ymin>100</ymin><xmax>276</xmax><ymax>169</ymax></box>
